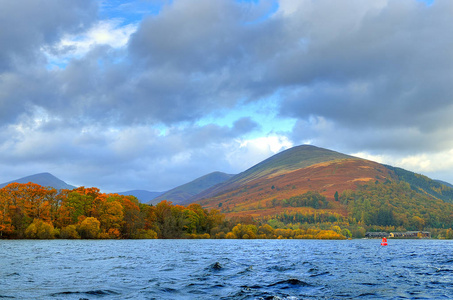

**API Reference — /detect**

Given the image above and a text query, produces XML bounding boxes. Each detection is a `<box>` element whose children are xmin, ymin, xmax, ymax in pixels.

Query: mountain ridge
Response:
<box><xmin>0</xmin><ymin>172</ymin><xmax>76</xmax><ymax>190</ymax></box>
<box><xmin>190</xmin><ymin>145</ymin><xmax>358</xmax><ymax>203</ymax></box>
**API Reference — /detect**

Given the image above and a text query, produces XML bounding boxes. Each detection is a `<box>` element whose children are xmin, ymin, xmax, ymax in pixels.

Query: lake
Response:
<box><xmin>1</xmin><ymin>239</ymin><xmax>452</xmax><ymax>299</ymax></box>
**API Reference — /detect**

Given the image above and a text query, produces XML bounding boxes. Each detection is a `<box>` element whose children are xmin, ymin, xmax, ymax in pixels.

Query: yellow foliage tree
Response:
<box><xmin>25</xmin><ymin>219</ymin><xmax>55</xmax><ymax>239</ymax></box>
<box><xmin>60</xmin><ymin>225</ymin><xmax>81</xmax><ymax>239</ymax></box>
<box><xmin>78</xmin><ymin>217</ymin><xmax>101</xmax><ymax>239</ymax></box>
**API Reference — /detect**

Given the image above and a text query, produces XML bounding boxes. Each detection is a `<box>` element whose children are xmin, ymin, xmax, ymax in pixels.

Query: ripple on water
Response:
<box><xmin>50</xmin><ymin>289</ymin><xmax>120</xmax><ymax>297</ymax></box>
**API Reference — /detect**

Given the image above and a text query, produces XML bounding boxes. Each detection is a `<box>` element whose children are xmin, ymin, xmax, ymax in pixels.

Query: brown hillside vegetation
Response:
<box><xmin>189</xmin><ymin>145</ymin><xmax>354</xmax><ymax>203</ymax></box>
<box><xmin>198</xmin><ymin>158</ymin><xmax>395</xmax><ymax>218</ymax></box>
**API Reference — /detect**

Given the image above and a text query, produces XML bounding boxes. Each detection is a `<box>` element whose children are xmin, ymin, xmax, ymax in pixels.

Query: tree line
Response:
<box><xmin>0</xmin><ymin>182</ymin><xmax>345</xmax><ymax>239</ymax></box>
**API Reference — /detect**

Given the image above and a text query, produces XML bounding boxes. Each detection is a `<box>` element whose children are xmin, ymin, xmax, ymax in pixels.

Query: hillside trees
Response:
<box><xmin>267</xmin><ymin>191</ymin><xmax>330</xmax><ymax>209</ymax></box>
<box><xmin>341</xmin><ymin>181</ymin><xmax>453</xmax><ymax>230</ymax></box>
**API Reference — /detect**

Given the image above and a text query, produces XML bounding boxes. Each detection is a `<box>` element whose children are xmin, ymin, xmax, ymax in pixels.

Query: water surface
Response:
<box><xmin>1</xmin><ymin>239</ymin><xmax>452</xmax><ymax>299</ymax></box>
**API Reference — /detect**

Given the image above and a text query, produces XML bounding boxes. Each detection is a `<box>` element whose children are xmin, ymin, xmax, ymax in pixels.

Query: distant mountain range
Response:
<box><xmin>0</xmin><ymin>172</ymin><xmax>76</xmax><ymax>190</ymax></box>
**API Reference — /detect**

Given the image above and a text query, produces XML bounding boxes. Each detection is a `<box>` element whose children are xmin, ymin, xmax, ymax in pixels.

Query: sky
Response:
<box><xmin>1</xmin><ymin>0</ymin><xmax>452</xmax><ymax>193</ymax></box>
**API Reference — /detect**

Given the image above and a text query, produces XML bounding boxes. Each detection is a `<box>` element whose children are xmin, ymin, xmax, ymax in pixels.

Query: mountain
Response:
<box><xmin>187</xmin><ymin>145</ymin><xmax>453</xmax><ymax>219</ymax></box>
<box><xmin>0</xmin><ymin>172</ymin><xmax>76</xmax><ymax>190</ymax></box>
<box><xmin>191</xmin><ymin>145</ymin><xmax>356</xmax><ymax>202</ymax></box>
<box><xmin>117</xmin><ymin>190</ymin><xmax>163</xmax><ymax>203</ymax></box>
<box><xmin>148</xmin><ymin>172</ymin><xmax>235</xmax><ymax>205</ymax></box>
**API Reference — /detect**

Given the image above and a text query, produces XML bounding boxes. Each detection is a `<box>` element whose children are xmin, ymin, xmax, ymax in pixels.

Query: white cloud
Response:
<box><xmin>240</xmin><ymin>135</ymin><xmax>293</xmax><ymax>153</ymax></box>
<box><xmin>350</xmin><ymin>152</ymin><xmax>389</xmax><ymax>165</ymax></box>
<box><xmin>226</xmin><ymin>135</ymin><xmax>293</xmax><ymax>171</ymax></box>
<box><xmin>352</xmin><ymin>149</ymin><xmax>453</xmax><ymax>175</ymax></box>
<box><xmin>43</xmin><ymin>19</ymin><xmax>137</xmax><ymax>68</ymax></box>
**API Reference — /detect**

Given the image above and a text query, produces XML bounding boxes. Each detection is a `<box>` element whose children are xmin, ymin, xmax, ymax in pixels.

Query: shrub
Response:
<box><xmin>25</xmin><ymin>219</ymin><xmax>55</xmax><ymax>239</ymax></box>
<box><xmin>60</xmin><ymin>225</ymin><xmax>80</xmax><ymax>239</ymax></box>
<box><xmin>78</xmin><ymin>217</ymin><xmax>101</xmax><ymax>239</ymax></box>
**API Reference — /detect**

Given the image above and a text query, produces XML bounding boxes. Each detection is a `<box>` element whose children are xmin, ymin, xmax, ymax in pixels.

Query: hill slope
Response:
<box><xmin>148</xmin><ymin>172</ymin><xmax>235</xmax><ymax>205</ymax></box>
<box><xmin>191</xmin><ymin>145</ymin><xmax>359</xmax><ymax>203</ymax></box>
<box><xmin>189</xmin><ymin>145</ymin><xmax>453</xmax><ymax>219</ymax></box>
<box><xmin>0</xmin><ymin>172</ymin><xmax>76</xmax><ymax>190</ymax></box>
<box><xmin>385</xmin><ymin>165</ymin><xmax>453</xmax><ymax>203</ymax></box>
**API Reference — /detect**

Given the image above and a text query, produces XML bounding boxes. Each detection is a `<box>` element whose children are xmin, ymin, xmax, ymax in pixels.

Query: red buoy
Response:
<box><xmin>381</xmin><ymin>237</ymin><xmax>388</xmax><ymax>246</ymax></box>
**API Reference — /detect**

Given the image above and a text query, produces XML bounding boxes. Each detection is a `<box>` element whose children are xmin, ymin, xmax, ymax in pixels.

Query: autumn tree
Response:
<box><xmin>98</xmin><ymin>196</ymin><xmax>124</xmax><ymax>238</ymax></box>
<box><xmin>153</xmin><ymin>201</ymin><xmax>188</xmax><ymax>238</ymax></box>
<box><xmin>78</xmin><ymin>217</ymin><xmax>101</xmax><ymax>239</ymax></box>
<box><xmin>60</xmin><ymin>225</ymin><xmax>80</xmax><ymax>239</ymax></box>
<box><xmin>116</xmin><ymin>195</ymin><xmax>143</xmax><ymax>238</ymax></box>
<box><xmin>25</xmin><ymin>219</ymin><xmax>55</xmax><ymax>239</ymax></box>
<box><xmin>231</xmin><ymin>224</ymin><xmax>258</xmax><ymax>239</ymax></box>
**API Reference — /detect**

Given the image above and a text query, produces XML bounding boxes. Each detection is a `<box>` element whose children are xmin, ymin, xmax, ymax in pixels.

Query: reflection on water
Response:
<box><xmin>1</xmin><ymin>239</ymin><xmax>452</xmax><ymax>299</ymax></box>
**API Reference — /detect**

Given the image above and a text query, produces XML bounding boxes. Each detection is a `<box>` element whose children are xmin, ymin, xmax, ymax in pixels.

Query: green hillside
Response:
<box><xmin>338</xmin><ymin>180</ymin><xmax>453</xmax><ymax>230</ymax></box>
<box><xmin>385</xmin><ymin>165</ymin><xmax>453</xmax><ymax>203</ymax></box>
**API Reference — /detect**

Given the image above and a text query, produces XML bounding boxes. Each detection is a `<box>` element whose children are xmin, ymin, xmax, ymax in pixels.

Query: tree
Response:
<box><xmin>258</xmin><ymin>224</ymin><xmax>275</xmax><ymax>238</ymax></box>
<box><xmin>25</xmin><ymin>219</ymin><xmax>55</xmax><ymax>239</ymax></box>
<box><xmin>231</xmin><ymin>224</ymin><xmax>257</xmax><ymax>239</ymax></box>
<box><xmin>98</xmin><ymin>199</ymin><xmax>124</xmax><ymax>235</ymax></box>
<box><xmin>60</xmin><ymin>225</ymin><xmax>80</xmax><ymax>239</ymax></box>
<box><xmin>78</xmin><ymin>217</ymin><xmax>101</xmax><ymax>239</ymax></box>
<box><xmin>153</xmin><ymin>201</ymin><xmax>187</xmax><ymax>238</ymax></box>
<box><xmin>0</xmin><ymin>189</ymin><xmax>14</xmax><ymax>238</ymax></box>
<box><xmin>118</xmin><ymin>195</ymin><xmax>143</xmax><ymax>238</ymax></box>
<box><xmin>410</xmin><ymin>216</ymin><xmax>425</xmax><ymax>231</ymax></box>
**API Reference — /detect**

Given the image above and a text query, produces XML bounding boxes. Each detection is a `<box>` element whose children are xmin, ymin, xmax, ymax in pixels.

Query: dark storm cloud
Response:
<box><xmin>120</xmin><ymin>0</ymin><xmax>283</xmax><ymax>124</ymax></box>
<box><xmin>11</xmin><ymin>0</ymin><xmax>282</xmax><ymax>127</ymax></box>
<box><xmin>2</xmin><ymin>0</ymin><xmax>452</xmax><ymax>134</ymax></box>
<box><xmin>0</xmin><ymin>0</ymin><xmax>97</xmax><ymax>71</ymax></box>
<box><xmin>0</xmin><ymin>0</ymin><xmax>98</xmax><ymax>127</ymax></box>
<box><xmin>128</xmin><ymin>0</ymin><xmax>282</xmax><ymax>73</ymax></box>
<box><xmin>274</xmin><ymin>0</ymin><xmax>453</xmax><ymax>153</ymax></box>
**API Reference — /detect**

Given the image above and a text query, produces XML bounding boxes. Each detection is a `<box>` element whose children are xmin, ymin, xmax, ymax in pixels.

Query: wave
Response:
<box><xmin>268</xmin><ymin>278</ymin><xmax>312</xmax><ymax>288</ymax></box>
<box><xmin>50</xmin><ymin>289</ymin><xmax>119</xmax><ymax>297</ymax></box>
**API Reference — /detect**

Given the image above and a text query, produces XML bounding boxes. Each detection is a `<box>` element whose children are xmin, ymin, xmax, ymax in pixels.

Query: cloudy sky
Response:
<box><xmin>1</xmin><ymin>0</ymin><xmax>452</xmax><ymax>192</ymax></box>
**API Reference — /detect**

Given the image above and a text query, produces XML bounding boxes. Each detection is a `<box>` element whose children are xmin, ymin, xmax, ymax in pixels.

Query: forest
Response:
<box><xmin>2</xmin><ymin>180</ymin><xmax>453</xmax><ymax>240</ymax></box>
<box><xmin>339</xmin><ymin>180</ymin><xmax>453</xmax><ymax>229</ymax></box>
